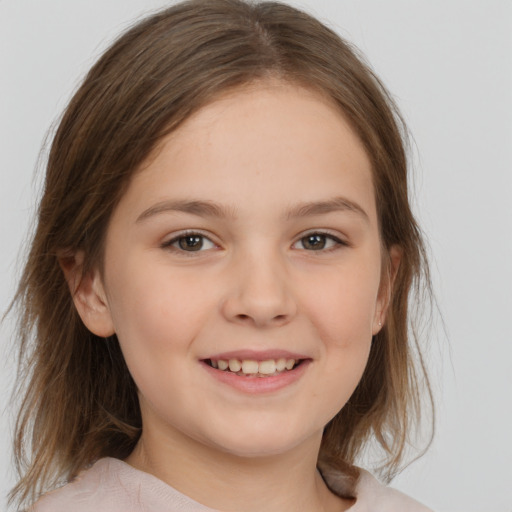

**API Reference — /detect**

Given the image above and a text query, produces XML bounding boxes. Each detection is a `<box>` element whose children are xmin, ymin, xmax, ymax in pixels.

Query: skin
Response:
<box><xmin>68</xmin><ymin>81</ymin><xmax>398</xmax><ymax>512</ymax></box>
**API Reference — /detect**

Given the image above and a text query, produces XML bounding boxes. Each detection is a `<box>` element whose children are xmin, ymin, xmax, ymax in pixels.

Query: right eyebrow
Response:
<box><xmin>135</xmin><ymin>199</ymin><xmax>237</xmax><ymax>223</ymax></box>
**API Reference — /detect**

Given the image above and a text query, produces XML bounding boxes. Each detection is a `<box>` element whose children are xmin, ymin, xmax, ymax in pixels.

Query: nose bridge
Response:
<box><xmin>221</xmin><ymin>241</ymin><xmax>296</xmax><ymax>327</ymax></box>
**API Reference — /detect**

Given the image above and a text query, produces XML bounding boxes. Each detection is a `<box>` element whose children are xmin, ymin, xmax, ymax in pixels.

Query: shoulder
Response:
<box><xmin>29</xmin><ymin>458</ymin><xmax>130</xmax><ymax>512</ymax></box>
<box><xmin>352</xmin><ymin>469</ymin><xmax>434</xmax><ymax>512</ymax></box>
<box><xmin>29</xmin><ymin>457</ymin><xmax>215</xmax><ymax>512</ymax></box>
<box><xmin>321</xmin><ymin>464</ymin><xmax>433</xmax><ymax>512</ymax></box>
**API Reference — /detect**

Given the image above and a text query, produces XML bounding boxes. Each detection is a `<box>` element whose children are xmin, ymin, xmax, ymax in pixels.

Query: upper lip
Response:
<box><xmin>203</xmin><ymin>349</ymin><xmax>310</xmax><ymax>361</ymax></box>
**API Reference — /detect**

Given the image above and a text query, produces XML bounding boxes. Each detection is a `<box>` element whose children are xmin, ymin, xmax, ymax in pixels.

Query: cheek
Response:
<box><xmin>300</xmin><ymin>263</ymin><xmax>381</xmax><ymax>345</ymax></box>
<box><xmin>105</xmin><ymin>270</ymin><xmax>218</xmax><ymax>417</ymax></box>
<box><xmin>105</xmin><ymin>263</ymin><xmax>216</xmax><ymax>364</ymax></box>
<box><xmin>296</xmin><ymin>259</ymin><xmax>379</xmax><ymax>406</ymax></box>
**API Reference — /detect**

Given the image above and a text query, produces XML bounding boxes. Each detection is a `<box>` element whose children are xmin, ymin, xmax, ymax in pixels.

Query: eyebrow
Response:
<box><xmin>136</xmin><ymin>199</ymin><xmax>236</xmax><ymax>223</ymax></box>
<box><xmin>285</xmin><ymin>196</ymin><xmax>370</xmax><ymax>222</ymax></box>
<box><xmin>136</xmin><ymin>196</ymin><xmax>369</xmax><ymax>223</ymax></box>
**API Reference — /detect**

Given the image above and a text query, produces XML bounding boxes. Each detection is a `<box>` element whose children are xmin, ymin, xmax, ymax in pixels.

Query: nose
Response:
<box><xmin>220</xmin><ymin>249</ymin><xmax>297</xmax><ymax>328</ymax></box>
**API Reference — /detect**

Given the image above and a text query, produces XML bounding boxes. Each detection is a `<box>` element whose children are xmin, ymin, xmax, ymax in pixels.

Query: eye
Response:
<box><xmin>163</xmin><ymin>232</ymin><xmax>217</xmax><ymax>253</ymax></box>
<box><xmin>293</xmin><ymin>232</ymin><xmax>345</xmax><ymax>251</ymax></box>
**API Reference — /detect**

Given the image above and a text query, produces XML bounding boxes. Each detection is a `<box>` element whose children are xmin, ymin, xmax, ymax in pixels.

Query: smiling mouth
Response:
<box><xmin>205</xmin><ymin>358</ymin><xmax>304</xmax><ymax>377</ymax></box>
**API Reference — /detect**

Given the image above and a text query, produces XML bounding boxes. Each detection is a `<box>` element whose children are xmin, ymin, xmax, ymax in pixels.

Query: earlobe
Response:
<box><xmin>59</xmin><ymin>251</ymin><xmax>115</xmax><ymax>337</ymax></box>
<box><xmin>373</xmin><ymin>245</ymin><xmax>402</xmax><ymax>334</ymax></box>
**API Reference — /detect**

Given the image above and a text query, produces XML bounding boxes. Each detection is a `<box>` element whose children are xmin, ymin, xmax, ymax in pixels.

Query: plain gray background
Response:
<box><xmin>1</xmin><ymin>1</ymin><xmax>511</xmax><ymax>511</ymax></box>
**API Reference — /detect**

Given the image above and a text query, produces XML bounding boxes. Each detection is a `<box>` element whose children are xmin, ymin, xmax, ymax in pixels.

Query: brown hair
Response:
<box><xmin>9</xmin><ymin>0</ymin><xmax>433</xmax><ymax>507</ymax></box>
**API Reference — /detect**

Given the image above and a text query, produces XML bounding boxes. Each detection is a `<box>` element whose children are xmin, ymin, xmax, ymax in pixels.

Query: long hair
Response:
<box><xmin>9</xmin><ymin>0</ymin><xmax>433</xmax><ymax>507</ymax></box>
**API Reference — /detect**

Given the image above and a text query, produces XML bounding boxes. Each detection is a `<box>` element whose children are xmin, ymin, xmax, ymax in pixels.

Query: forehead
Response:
<box><xmin>115</xmin><ymin>81</ymin><xmax>376</xmax><ymax>226</ymax></box>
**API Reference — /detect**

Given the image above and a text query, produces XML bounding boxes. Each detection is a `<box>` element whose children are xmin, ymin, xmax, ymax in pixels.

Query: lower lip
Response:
<box><xmin>201</xmin><ymin>360</ymin><xmax>311</xmax><ymax>394</ymax></box>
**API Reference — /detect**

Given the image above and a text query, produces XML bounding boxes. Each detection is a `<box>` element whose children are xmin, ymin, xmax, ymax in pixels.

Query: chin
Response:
<box><xmin>216</xmin><ymin>440</ymin><xmax>301</xmax><ymax>459</ymax></box>
<box><xmin>203</xmin><ymin>421</ymin><xmax>319</xmax><ymax>459</ymax></box>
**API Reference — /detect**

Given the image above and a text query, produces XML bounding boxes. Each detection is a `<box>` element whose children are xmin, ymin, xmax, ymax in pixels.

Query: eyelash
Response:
<box><xmin>161</xmin><ymin>230</ymin><xmax>348</xmax><ymax>255</ymax></box>
<box><xmin>161</xmin><ymin>230</ymin><xmax>218</xmax><ymax>255</ymax></box>
<box><xmin>293</xmin><ymin>231</ymin><xmax>347</xmax><ymax>252</ymax></box>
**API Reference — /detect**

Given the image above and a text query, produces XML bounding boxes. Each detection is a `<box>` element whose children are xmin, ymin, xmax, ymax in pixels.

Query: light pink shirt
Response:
<box><xmin>30</xmin><ymin>457</ymin><xmax>433</xmax><ymax>511</ymax></box>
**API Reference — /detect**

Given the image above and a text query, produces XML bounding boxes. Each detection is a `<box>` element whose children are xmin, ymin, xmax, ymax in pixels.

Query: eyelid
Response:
<box><xmin>160</xmin><ymin>228</ymin><xmax>348</xmax><ymax>253</ymax></box>
<box><xmin>161</xmin><ymin>230</ymin><xmax>219</xmax><ymax>253</ymax></box>
<box><xmin>291</xmin><ymin>229</ymin><xmax>349</xmax><ymax>251</ymax></box>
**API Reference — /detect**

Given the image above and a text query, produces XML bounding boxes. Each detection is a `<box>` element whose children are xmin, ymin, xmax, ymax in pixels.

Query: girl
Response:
<box><xmin>9</xmin><ymin>1</ymin><xmax>434</xmax><ymax>510</ymax></box>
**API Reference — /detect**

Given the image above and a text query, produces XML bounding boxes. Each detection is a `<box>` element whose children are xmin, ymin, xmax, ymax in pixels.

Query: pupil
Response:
<box><xmin>179</xmin><ymin>235</ymin><xmax>203</xmax><ymax>251</ymax></box>
<box><xmin>304</xmin><ymin>234</ymin><xmax>325</xmax><ymax>250</ymax></box>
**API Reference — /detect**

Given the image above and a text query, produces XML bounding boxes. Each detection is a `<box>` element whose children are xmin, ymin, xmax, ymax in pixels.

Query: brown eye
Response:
<box><xmin>163</xmin><ymin>233</ymin><xmax>217</xmax><ymax>253</ymax></box>
<box><xmin>292</xmin><ymin>232</ymin><xmax>345</xmax><ymax>252</ymax></box>
<box><xmin>301</xmin><ymin>234</ymin><xmax>327</xmax><ymax>250</ymax></box>
<box><xmin>178</xmin><ymin>235</ymin><xmax>204</xmax><ymax>251</ymax></box>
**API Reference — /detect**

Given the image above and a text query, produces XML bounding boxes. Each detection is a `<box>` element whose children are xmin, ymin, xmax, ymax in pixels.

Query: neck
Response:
<box><xmin>125</xmin><ymin>423</ymin><xmax>351</xmax><ymax>512</ymax></box>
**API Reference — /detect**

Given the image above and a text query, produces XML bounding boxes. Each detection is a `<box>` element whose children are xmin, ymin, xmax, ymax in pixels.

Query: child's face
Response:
<box><xmin>83</xmin><ymin>82</ymin><xmax>389</xmax><ymax>458</ymax></box>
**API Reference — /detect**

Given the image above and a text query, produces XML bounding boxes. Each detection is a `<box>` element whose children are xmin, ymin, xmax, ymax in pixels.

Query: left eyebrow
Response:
<box><xmin>285</xmin><ymin>196</ymin><xmax>370</xmax><ymax>223</ymax></box>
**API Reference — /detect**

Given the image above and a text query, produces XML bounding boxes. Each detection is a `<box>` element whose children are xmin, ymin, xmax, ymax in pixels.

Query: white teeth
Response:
<box><xmin>276</xmin><ymin>358</ymin><xmax>286</xmax><ymax>372</ymax></box>
<box><xmin>217</xmin><ymin>360</ymin><xmax>229</xmax><ymax>371</ymax></box>
<box><xmin>241</xmin><ymin>360</ymin><xmax>259</xmax><ymax>374</ymax></box>
<box><xmin>259</xmin><ymin>360</ymin><xmax>276</xmax><ymax>374</ymax></box>
<box><xmin>211</xmin><ymin>358</ymin><xmax>298</xmax><ymax>375</ymax></box>
<box><xmin>228</xmin><ymin>359</ymin><xmax>241</xmax><ymax>372</ymax></box>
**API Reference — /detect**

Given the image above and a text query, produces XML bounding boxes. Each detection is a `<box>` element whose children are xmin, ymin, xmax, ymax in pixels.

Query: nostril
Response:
<box><xmin>235</xmin><ymin>313</ymin><xmax>288</xmax><ymax>324</ymax></box>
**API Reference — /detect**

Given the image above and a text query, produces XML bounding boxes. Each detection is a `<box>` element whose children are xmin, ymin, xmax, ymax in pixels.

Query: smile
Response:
<box><xmin>206</xmin><ymin>358</ymin><xmax>301</xmax><ymax>377</ymax></box>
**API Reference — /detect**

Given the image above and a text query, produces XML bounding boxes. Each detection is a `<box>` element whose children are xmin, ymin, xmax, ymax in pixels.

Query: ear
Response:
<box><xmin>59</xmin><ymin>251</ymin><xmax>115</xmax><ymax>337</ymax></box>
<box><xmin>372</xmin><ymin>245</ymin><xmax>402</xmax><ymax>335</ymax></box>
